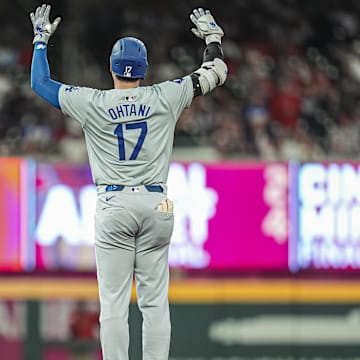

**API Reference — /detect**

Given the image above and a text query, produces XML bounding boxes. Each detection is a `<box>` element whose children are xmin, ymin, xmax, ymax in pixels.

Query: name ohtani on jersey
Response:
<box><xmin>107</xmin><ymin>103</ymin><xmax>151</xmax><ymax>120</ymax></box>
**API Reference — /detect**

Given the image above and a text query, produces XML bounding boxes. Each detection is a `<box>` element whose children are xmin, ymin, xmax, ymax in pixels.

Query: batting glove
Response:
<box><xmin>30</xmin><ymin>4</ymin><xmax>61</xmax><ymax>44</ymax></box>
<box><xmin>155</xmin><ymin>199</ymin><xmax>174</xmax><ymax>213</ymax></box>
<box><xmin>190</xmin><ymin>8</ymin><xmax>224</xmax><ymax>45</ymax></box>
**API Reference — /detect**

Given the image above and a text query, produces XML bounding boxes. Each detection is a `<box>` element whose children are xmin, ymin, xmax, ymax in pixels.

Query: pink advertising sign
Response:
<box><xmin>205</xmin><ymin>162</ymin><xmax>289</xmax><ymax>269</ymax></box>
<box><xmin>167</xmin><ymin>162</ymin><xmax>289</xmax><ymax>270</ymax></box>
<box><xmin>32</xmin><ymin>161</ymin><xmax>289</xmax><ymax>271</ymax></box>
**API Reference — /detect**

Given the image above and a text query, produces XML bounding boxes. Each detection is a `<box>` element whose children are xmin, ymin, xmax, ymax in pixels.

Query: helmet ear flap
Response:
<box><xmin>110</xmin><ymin>37</ymin><xmax>148</xmax><ymax>79</ymax></box>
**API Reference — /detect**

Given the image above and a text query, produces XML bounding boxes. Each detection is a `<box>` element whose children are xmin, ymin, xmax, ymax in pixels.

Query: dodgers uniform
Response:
<box><xmin>59</xmin><ymin>78</ymin><xmax>193</xmax><ymax>359</ymax></box>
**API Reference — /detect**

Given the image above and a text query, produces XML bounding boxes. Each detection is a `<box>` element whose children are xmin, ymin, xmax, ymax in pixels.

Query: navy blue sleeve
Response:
<box><xmin>31</xmin><ymin>42</ymin><xmax>62</xmax><ymax>109</ymax></box>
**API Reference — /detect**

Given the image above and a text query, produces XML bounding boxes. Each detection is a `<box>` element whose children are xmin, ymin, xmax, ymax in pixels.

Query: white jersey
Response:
<box><xmin>58</xmin><ymin>76</ymin><xmax>193</xmax><ymax>185</ymax></box>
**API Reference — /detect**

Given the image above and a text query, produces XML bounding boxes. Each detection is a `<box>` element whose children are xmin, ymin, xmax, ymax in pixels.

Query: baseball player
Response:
<box><xmin>30</xmin><ymin>4</ymin><xmax>227</xmax><ymax>359</ymax></box>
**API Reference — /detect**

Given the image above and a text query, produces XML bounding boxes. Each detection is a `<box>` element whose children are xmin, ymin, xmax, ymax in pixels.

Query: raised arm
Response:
<box><xmin>189</xmin><ymin>8</ymin><xmax>228</xmax><ymax>97</ymax></box>
<box><xmin>30</xmin><ymin>4</ymin><xmax>63</xmax><ymax>108</ymax></box>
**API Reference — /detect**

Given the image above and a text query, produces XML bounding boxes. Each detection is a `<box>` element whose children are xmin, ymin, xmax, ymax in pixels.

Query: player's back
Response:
<box><xmin>58</xmin><ymin>77</ymin><xmax>193</xmax><ymax>185</ymax></box>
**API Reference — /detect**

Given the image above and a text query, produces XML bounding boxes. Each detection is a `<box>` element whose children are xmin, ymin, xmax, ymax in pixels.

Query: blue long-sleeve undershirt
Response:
<box><xmin>31</xmin><ymin>42</ymin><xmax>62</xmax><ymax>109</ymax></box>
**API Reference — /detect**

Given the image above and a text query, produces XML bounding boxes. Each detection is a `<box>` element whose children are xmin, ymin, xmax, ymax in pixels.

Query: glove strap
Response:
<box><xmin>33</xmin><ymin>32</ymin><xmax>50</xmax><ymax>44</ymax></box>
<box><xmin>205</xmin><ymin>34</ymin><xmax>222</xmax><ymax>45</ymax></box>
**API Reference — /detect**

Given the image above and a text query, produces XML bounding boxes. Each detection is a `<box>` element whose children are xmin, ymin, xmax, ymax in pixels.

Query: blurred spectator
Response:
<box><xmin>329</xmin><ymin>110</ymin><xmax>360</xmax><ymax>158</ymax></box>
<box><xmin>210</xmin><ymin>111</ymin><xmax>246</xmax><ymax>157</ymax></box>
<box><xmin>243</xmin><ymin>106</ymin><xmax>279</xmax><ymax>160</ymax></box>
<box><xmin>270</xmin><ymin>77</ymin><xmax>302</xmax><ymax>132</ymax></box>
<box><xmin>58</xmin><ymin>117</ymin><xmax>88</xmax><ymax>164</ymax></box>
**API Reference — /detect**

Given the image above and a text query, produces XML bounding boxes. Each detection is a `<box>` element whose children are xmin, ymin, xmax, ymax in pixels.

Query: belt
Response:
<box><xmin>105</xmin><ymin>185</ymin><xmax>164</xmax><ymax>193</ymax></box>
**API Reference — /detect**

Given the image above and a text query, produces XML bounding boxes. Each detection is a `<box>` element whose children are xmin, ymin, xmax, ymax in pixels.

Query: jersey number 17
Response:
<box><xmin>114</xmin><ymin>121</ymin><xmax>148</xmax><ymax>160</ymax></box>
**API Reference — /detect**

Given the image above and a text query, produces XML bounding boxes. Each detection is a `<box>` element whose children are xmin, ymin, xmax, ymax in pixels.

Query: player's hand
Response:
<box><xmin>190</xmin><ymin>8</ymin><xmax>224</xmax><ymax>45</ymax></box>
<box><xmin>30</xmin><ymin>4</ymin><xmax>61</xmax><ymax>44</ymax></box>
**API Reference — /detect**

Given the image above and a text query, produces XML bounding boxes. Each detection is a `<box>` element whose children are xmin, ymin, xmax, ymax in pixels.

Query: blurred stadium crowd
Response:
<box><xmin>2</xmin><ymin>0</ymin><xmax>360</xmax><ymax>162</ymax></box>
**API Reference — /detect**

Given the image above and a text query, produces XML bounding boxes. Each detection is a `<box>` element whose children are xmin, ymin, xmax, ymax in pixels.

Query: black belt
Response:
<box><xmin>105</xmin><ymin>185</ymin><xmax>164</xmax><ymax>193</ymax></box>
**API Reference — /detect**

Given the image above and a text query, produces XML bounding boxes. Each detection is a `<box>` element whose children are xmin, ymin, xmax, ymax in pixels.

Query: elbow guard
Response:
<box><xmin>192</xmin><ymin>58</ymin><xmax>227</xmax><ymax>95</ymax></box>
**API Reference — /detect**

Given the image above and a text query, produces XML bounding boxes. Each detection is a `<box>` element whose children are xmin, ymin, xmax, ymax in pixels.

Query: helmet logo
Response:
<box><xmin>124</xmin><ymin>66</ymin><xmax>133</xmax><ymax>77</ymax></box>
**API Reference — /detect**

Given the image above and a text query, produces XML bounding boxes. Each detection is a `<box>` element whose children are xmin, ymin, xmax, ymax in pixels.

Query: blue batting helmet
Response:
<box><xmin>110</xmin><ymin>37</ymin><xmax>148</xmax><ymax>79</ymax></box>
